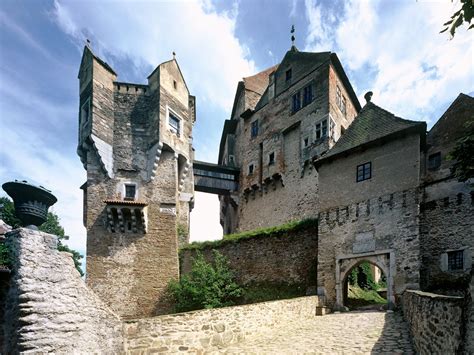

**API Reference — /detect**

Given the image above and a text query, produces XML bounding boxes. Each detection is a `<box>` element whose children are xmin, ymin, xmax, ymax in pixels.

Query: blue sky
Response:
<box><xmin>0</xmin><ymin>0</ymin><xmax>472</xmax><ymax>260</ymax></box>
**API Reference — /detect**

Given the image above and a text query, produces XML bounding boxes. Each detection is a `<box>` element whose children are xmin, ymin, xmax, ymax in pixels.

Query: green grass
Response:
<box><xmin>237</xmin><ymin>282</ymin><xmax>307</xmax><ymax>305</ymax></box>
<box><xmin>347</xmin><ymin>285</ymin><xmax>387</xmax><ymax>309</ymax></box>
<box><xmin>181</xmin><ymin>218</ymin><xmax>317</xmax><ymax>251</ymax></box>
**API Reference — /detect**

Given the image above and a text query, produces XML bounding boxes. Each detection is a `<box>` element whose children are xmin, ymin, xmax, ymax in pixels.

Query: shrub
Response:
<box><xmin>168</xmin><ymin>251</ymin><xmax>243</xmax><ymax>312</ymax></box>
<box><xmin>0</xmin><ymin>242</ymin><xmax>12</xmax><ymax>268</ymax></box>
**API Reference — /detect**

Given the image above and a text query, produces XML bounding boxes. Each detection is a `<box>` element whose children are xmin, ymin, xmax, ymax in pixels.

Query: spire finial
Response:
<box><xmin>291</xmin><ymin>25</ymin><xmax>295</xmax><ymax>47</ymax></box>
<box><xmin>364</xmin><ymin>91</ymin><xmax>373</xmax><ymax>104</ymax></box>
<box><xmin>172</xmin><ymin>51</ymin><xmax>176</xmax><ymax>60</ymax></box>
<box><xmin>86</xmin><ymin>39</ymin><xmax>91</xmax><ymax>48</ymax></box>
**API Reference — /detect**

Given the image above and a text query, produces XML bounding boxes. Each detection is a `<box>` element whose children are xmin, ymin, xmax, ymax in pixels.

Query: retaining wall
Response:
<box><xmin>180</xmin><ymin>223</ymin><xmax>318</xmax><ymax>288</ymax></box>
<box><xmin>123</xmin><ymin>295</ymin><xmax>318</xmax><ymax>353</ymax></box>
<box><xmin>402</xmin><ymin>290</ymin><xmax>465</xmax><ymax>354</ymax></box>
<box><xmin>2</xmin><ymin>228</ymin><xmax>123</xmax><ymax>353</ymax></box>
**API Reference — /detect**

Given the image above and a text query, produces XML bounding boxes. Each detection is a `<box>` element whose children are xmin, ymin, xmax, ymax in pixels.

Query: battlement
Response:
<box><xmin>318</xmin><ymin>188</ymin><xmax>420</xmax><ymax>230</ymax></box>
<box><xmin>114</xmin><ymin>82</ymin><xmax>149</xmax><ymax>95</ymax></box>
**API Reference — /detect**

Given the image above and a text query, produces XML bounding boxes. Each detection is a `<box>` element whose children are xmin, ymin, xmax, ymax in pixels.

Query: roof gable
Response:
<box><xmin>147</xmin><ymin>58</ymin><xmax>190</xmax><ymax>94</ymax></box>
<box><xmin>427</xmin><ymin>93</ymin><xmax>474</xmax><ymax>148</ymax></box>
<box><xmin>78</xmin><ymin>45</ymin><xmax>117</xmax><ymax>78</ymax></box>
<box><xmin>316</xmin><ymin>102</ymin><xmax>426</xmax><ymax>164</ymax></box>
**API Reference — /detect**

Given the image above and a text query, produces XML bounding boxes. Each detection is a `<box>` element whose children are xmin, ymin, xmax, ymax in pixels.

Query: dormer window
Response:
<box><xmin>168</xmin><ymin>108</ymin><xmax>181</xmax><ymax>136</ymax></box>
<box><xmin>124</xmin><ymin>183</ymin><xmax>137</xmax><ymax>201</ymax></box>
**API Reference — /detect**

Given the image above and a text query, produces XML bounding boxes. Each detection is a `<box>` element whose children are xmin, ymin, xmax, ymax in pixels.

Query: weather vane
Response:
<box><xmin>291</xmin><ymin>25</ymin><xmax>295</xmax><ymax>46</ymax></box>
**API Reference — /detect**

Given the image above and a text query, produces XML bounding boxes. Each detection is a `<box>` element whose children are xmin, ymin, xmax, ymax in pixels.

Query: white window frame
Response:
<box><xmin>123</xmin><ymin>182</ymin><xmax>138</xmax><ymax>201</ymax></box>
<box><xmin>167</xmin><ymin>106</ymin><xmax>182</xmax><ymax>136</ymax></box>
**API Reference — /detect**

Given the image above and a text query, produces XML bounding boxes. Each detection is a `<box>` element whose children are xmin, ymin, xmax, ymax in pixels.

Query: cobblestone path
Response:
<box><xmin>218</xmin><ymin>310</ymin><xmax>414</xmax><ymax>354</ymax></box>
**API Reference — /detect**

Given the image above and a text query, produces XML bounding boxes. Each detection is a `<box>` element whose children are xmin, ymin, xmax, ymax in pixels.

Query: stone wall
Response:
<box><xmin>419</xmin><ymin>189</ymin><xmax>473</xmax><ymax>291</ymax></box>
<box><xmin>317</xmin><ymin>188</ymin><xmax>421</xmax><ymax>309</ymax></box>
<box><xmin>465</xmin><ymin>276</ymin><xmax>474</xmax><ymax>353</ymax></box>
<box><xmin>123</xmin><ymin>295</ymin><xmax>318</xmax><ymax>353</ymax></box>
<box><xmin>402</xmin><ymin>290</ymin><xmax>465</xmax><ymax>354</ymax></box>
<box><xmin>2</xmin><ymin>228</ymin><xmax>122</xmax><ymax>353</ymax></box>
<box><xmin>180</xmin><ymin>222</ymin><xmax>318</xmax><ymax>288</ymax></box>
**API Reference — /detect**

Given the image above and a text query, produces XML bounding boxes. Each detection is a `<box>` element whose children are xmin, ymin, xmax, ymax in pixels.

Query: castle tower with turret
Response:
<box><xmin>77</xmin><ymin>46</ymin><xmax>195</xmax><ymax>318</ymax></box>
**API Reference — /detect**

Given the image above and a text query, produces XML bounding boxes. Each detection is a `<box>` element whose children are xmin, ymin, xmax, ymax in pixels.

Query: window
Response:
<box><xmin>268</xmin><ymin>152</ymin><xmax>275</xmax><ymax>165</ymax></box>
<box><xmin>292</xmin><ymin>92</ymin><xmax>301</xmax><ymax>112</ymax></box>
<box><xmin>228</xmin><ymin>155</ymin><xmax>235</xmax><ymax>166</ymax></box>
<box><xmin>303</xmin><ymin>84</ymin><xmax>313</xmax><ymax>106</ymax></box>
<box><xmin>80</xmin><ymin>98</ymin><xmax>91</xmax><ymax>124</ymax></box>
<box><xmin>173</xmin><ymin>80</ymin><xmax>177</xmax><ymax>89</ymax></box>
<box><xmin>286</xmin><ymin>69</ymin><xmax>292</xmax><ymax>82</ymax></box>
<box><xmin>316</xmin><ymin>121</ymin><xmax>328</xmax><ymax>139</ymax></box>
<box><xmin>292</xmin><ymin>83</ymin><xmax>314</xmax><ymax>113</ymax></box>
<box><xmin>329</xmin><ymin>118</ymin><xmax>336</xmax><ymax>140</ymax></box>
<box><xmin>251</xmin><ymin>120</ymin><xmax>259</xmax><ymax>138</ymax></box>
<box><xmin>357</xmin><ymin>162</ymin><xmax>372</xmax><ymax>182</ymax></box>
<box><xmin>304</xmin><ymin>137</ymin><xmax>309</xmax><ymax>147</ymax></box>
<box><xmin>448</xmin><ymin>250</ymin><xmax>464</xmax><ymax>271</ymax></box>
<box><xmin>428</xmin><ymin>152</ymin><xmax>441</xmax><ymax>170</ymax></box>
<box><xmin>168</xmin><ymin>111</ymin><xmax>180</xmax><ymax>136</ymax></box>
<box><xmin>124</xmin><ymin>184</ymin><xmax>136</xmax><ymax>201</ymax></box>
<box><xmin>336</xmin><ymin>85</ymin><xmax>346</xmax><ymax>116</ymax></box>
<box><xmin>248</xmin><ymin>164</ymin><xmax>254</xmax><ymax>175</ymax></box>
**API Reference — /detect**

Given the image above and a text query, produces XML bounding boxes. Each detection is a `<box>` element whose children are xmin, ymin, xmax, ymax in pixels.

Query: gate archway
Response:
<box><xmin>335</xmin><ymin>251</ymin><xmax>395</xmax><ymax>310</ymax></box>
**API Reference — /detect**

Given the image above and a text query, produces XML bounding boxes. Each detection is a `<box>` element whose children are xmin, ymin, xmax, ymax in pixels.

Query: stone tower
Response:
<box><xmin>77</xmin><ymin>46</ymin><xmax>195</xmax><ymax>318</ymax></box>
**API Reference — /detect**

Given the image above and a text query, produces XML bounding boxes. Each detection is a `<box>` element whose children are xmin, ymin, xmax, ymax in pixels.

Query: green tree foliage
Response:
<box><xmin>347</xmin><ymin>261</ymin><xmax>380</xmax><ymax>291</ymax></box>
<box><xmin>441</xmin><ymin>0</ymin><xmax>473</xmax><ymax>37</ymax></box>
<box><xmin>168</xmin><ymin>251</ymin><xmax>243</xmax><ymax>312</ymax></box>
<box><xmin>448</xmin><ymin>124</ymin><xmax>474</xmax><ymax>184</ymax></box>
<box><xmin>0</xmin><ymin>196</ymin><xmax>83</xmax><ymax>275</ymax></box>
<box><xmin>0</xmin><ymin>243</ymin><xmax>12</xmax><ymax>268</ymax></box>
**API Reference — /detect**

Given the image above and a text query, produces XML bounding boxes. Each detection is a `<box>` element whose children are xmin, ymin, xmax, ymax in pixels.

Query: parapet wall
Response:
<box><xmin>123</xmin><ymin>295</ymin><xmax>318</xmax><ymax>353</ymax></box>
<box><xmin>2</xmin><ymin>228</ymin><xmax>123</xmax><ymax>353</ymax></box>
<box><xmin>180</xmin><ymin>222</ymin><xmax>318</xmax><ymax>288</ymax></box>
<box><xmin>402</xmin><ymin>290</ymin><xmax>465</xmax><ymax>354</ymax></box>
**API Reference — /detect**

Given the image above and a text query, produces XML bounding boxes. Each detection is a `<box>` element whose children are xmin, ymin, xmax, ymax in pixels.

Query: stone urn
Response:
<box><xmin>2</xmin><ymin>180</ymin><xmax>57</xmax><ymax>228</ymax></box>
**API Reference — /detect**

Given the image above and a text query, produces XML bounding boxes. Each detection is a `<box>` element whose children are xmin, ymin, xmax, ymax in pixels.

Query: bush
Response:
<box><xmin>168</xmin><ymin>251</ymin><xmax>243</xmax><ymax>312</ymax></box>
<box><xmin>0</xmin><ymin>242</ymin><xmax>12</xmax><ymax>268</ymax></box>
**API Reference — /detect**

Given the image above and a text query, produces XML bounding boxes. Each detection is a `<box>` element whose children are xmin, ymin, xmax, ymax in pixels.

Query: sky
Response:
<box><xmin>0</xmin><ymin>0</ymin><xmax>472</xmax><ymax>262</ymax></box>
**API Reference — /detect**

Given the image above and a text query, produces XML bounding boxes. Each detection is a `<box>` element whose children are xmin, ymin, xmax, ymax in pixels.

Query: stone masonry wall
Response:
<box><xmin>402</xmin><ymin>290</ymin><xmax>465</xmax><ymax>354</ymax></box>
<box><xmin>3</xmin><ymin>228</ymin><xmax>122</xmax><ymax>353</ymax></box>
<box><xmin>180</xmin><ymin>223</ymin><xmax>318</xmax><ymax>288</ymax></box>
<box><xmin>419</xmin><ymin>189</ymin><xmax>474</xmax><ymax>291</ymax></box>
<box><xmin>318</xmin><ymin>188</ymin><xmax>420</xmax><ymax>308</ymax></box>
<box><xmin>123</xmin><ymin>296</ymin><xmax>318</xmax><ymax>353</ymax></box>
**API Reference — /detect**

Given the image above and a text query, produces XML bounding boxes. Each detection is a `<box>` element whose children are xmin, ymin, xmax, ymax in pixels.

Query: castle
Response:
<box><xmin>77</xmin><ymin>43</ymin><xmax>473</xmax><ymax>317</ymax></box>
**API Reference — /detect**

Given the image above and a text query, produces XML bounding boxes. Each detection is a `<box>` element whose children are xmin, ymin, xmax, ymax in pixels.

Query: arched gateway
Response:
<box><xmin>336</xmin><ymin>251</ymin><xmax>395</xmax><ymax>310</ymax></box>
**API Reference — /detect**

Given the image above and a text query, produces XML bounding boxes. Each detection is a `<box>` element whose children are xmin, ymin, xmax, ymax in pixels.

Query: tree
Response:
<box><xmin>167</xmin><ymin>251</ymin><xmax>243</xmax><ymax>312</ymax></box>
<box><xmin>448</xmin><ymin>124</ymin><xmax>474</xmax><ymax>184</ymax></box>
<box><xmin>0</xmin><ymin>196</ymin><xmax>84</xmax><ymax>275</ymax></box>
<box><xmin>441</xmin><ymin>0</ymin><xmax>473</xmax><ymax>37</ymax></box>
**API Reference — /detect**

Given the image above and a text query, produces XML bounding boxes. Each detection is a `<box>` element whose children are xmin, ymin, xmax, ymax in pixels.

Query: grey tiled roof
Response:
<box><xmin>317</xmin><ymin>102</ymin><xmax>425</xmax><ymax>163</ymax></box>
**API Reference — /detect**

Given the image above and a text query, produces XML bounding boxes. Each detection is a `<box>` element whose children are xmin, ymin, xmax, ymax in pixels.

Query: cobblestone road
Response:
<box><xmin>217</xmin><ymin>310</ymin><xmax>414</xmax><ymax>354</ymax></box>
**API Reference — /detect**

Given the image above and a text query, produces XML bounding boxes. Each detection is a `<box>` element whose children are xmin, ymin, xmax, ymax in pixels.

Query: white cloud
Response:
<box><xmin>190</xmin><ymin>192</ymin><xmax>222</xmax><ymax>242</ymax></box>
<box><xmin>0</xmin><ymin>121</ymin><xmax>86</xmax><ymax>255</ymax></box>
<box><xmin>50</xmin><ymin>0</ymin><xmax>258</xmax><ymax>245</ymax></box>
<box><xmin>52</xmin><ymin>0</ymin><xmax>255</xmax><ymax>112</ymax></box>
<box><xmin>305</xmin><ymin>0</ymin><xmax>473</xmax><ymax>125</ymax></box>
